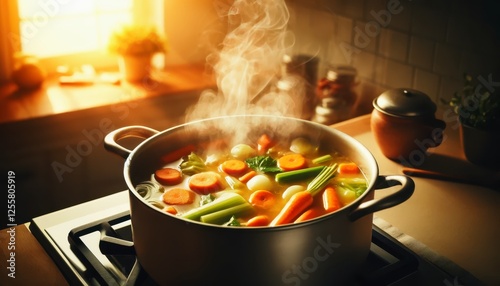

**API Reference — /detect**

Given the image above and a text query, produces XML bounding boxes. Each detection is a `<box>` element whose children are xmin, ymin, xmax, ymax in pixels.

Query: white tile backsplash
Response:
<box><xmin>433</xmin><ymin>43</ymin><xmax>461</xmax><ymax>77</ymax></box>
<box><xmin>408</xmin><ymin>35</ymin><xmax>435</xmax><ymax>70</ymax></box>
<box><xmin>378</xmin><ymin>28</ymin><xmax>409</xmax><ymax>62</ymax></box>
<box><xmin>413</xmin><ymin>68</ymin><xmax>440</xmax><ymax>100</ymax></box>
<box><xmin>288</xmin><ymin>0</ymin><xmax>500</xmax><ymax>108</ymax></box>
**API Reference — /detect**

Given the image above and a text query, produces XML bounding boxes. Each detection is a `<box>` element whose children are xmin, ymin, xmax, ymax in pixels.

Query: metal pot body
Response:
<box><xmin>105</xmin><ymin>115</ymin><xmax>414</xmax><ymax>286</ymax></box>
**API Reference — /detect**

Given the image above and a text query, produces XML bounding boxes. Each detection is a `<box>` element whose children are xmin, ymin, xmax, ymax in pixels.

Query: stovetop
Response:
<box><xmin>29</xmin><ymin>191</ymin><xmax>456</xmax><ymax>286</ymax></box>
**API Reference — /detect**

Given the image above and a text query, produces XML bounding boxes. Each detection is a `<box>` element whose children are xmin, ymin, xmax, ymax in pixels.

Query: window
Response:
<box><xmin>11</xmin><ymin>0</ymin><xmax>163</xmax><ymax>73</ymax></box>
<box><xmin>17</xmin><ymin>0</ymin><xmax>133</xmax><ymax>57</ymax></box>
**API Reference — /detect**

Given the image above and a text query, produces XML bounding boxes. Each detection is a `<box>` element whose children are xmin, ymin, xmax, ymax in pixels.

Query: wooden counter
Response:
<box><xmin>0</xmin><ymin>64</ymin><xmax>214</xmax><ymax>124</ymax></box>
<box><xmin>333</xmin><ymin>114</ymin><xmax>500</xmax><ymax>286</ymax></box>
<box><xmin>1</xmin><ymin>114</ymin><xmax>499</xmax><ymax>285</ymax></box>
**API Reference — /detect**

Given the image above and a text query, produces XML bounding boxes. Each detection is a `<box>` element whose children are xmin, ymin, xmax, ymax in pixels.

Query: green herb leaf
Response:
<box><xmin>200</xmin><ymin>194</ymin><xmax>215</xmax><ymax>206</ymax></box>
<box><xmin>245</xmin><ymin>156</ymin><xmax>282</xmax><ymax>173</ymax></box>
<box><xmin>179</xmin><ymin>152</ymin><xmax>206</xmax><ymax>175</ymax></box>
<box><xmin>224</xmin><ymin>215</ymin><xmax>241</xmax><ymax>226</ymax></box>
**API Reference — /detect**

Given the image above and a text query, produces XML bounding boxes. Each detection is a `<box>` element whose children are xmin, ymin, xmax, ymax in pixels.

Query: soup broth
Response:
<box><xmin>136</xmin><ymin>134</ymin><xmax>367</xmax><ymax>227</ymax></box>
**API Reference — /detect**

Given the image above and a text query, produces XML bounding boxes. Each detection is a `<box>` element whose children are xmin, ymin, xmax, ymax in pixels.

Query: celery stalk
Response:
<box><xmin>200</xmin><ymin>203</ymin><xmax>251</xmax><ymax>224</ymax></box>
<box><xmin>275</xmin><ymin>166</ymin><xmax>325</xmax><ymax>184</ymax></box>
<box><xmin>181</xmin><ymin>192</ymin><xmax>247</xmax><ymax>221</ymax></box>
<box><xmin>312</xmin><ymin>154</ymin><xmax>333</xmax><ymax>164</ymax></box>
<box><xmin>306</xmin><ymin>163</ymin><xmax>338</xmax><ymax>197</ymax></box>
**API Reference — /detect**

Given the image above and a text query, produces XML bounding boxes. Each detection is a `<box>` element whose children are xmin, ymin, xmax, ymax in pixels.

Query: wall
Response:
<box><xmin>286</xmin><ymin>0</ymin><xmax>500</xmax><ymax>114</ymax></box>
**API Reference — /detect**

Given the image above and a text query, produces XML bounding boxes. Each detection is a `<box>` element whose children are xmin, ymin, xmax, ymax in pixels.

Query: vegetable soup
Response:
<box><xmin>135</xmin><ymin>134</ymin><xmax>368</xmax><ymax>227</ymax></box>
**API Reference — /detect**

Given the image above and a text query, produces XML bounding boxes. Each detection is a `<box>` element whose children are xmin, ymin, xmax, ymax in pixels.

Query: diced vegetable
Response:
<box><xmin>200</xmin><ymin>203</ymin><xmax>251</xmax><ymax>224</ymax></box>
<box><xmin>294</xmin><ymin>208</ymin><xmax>322</xmax><ymax>223</ymax></box>
<box><xmin>162</xmin><ymin>188</ymin><xmax>196</xmax><ymax>205</ymax></box>
<box><xmin>164</xmin><ymin>206</ymin><xmax>178</xmax><ymax>215</ymax></box>
<box><xmin>322</xmin><ymin>186</ymin><xmax>341</xmax><ymax>213</ymax></box>
<box><xmin>205</xmin><ymin>152</ymin><xmax>225</xmax><ymax>166</ymax></box>
<box><xmin>290</xmin><ymin>137</ymin><xmax>317</xmax><ymax>155</ymax></box>
<box><xmin>220</xmin><ymin>159</ymin><xmax>248</xmax><ymax>176</ymax></box>
<box><xmin>282</xmin><ymin>185</ymin><xmax>305</xmax><ymax>200</ymax></box>
<box><xmin>154</xmin><ymin>168</ymin><xmax>183</xmax><ymax>185</ymax></box>
<box><xmin>246</xmin><ymin>174</ymin><xmax>273</xmax><ymax>191</ymax></box>
<box><xmin>338</xmin><ymin>162</ymin><xmax>360</xmax><ymax>174</ymax></box>
<box><xmin>200</xmin><ymin>194</ymin><xmax>215</xmax><ymax>206</ymax></box>
<box><xmin>249</xmin><ymin>190</ymin><xmax>275</xmax><ymax>209</ymax></box>
<box><xmin>224</xmin><ymin>215</ymin><xmax>241</xmax><ymax>226</ymax></box>
<box><xmin>180</xmin><ymin>152</ymin><xmax>207</xmax><ymax>175</ymax></box>
<box><xmin>182</xmin><ymin>192</ymin><xmax>247</xmax><ymax>221</ymax></box>
<box><xmin>238</xmin><ymin>170</ymin><xmax>257</xmax><ymax>184</ymax></box>
<box><xmin>135</xmin><ymin>181</ymin><xmax>162</xmax><ymax>199</ymax></box>
<box><xmin>161</xmin><ymin>144</ymin><xmax>196</xmax><ymax>163</ymax></box>
<box><xmin>337</xmin><ymin>185</ymin><xmax>357</xmax><ymax>205</ymax></box>
<box><xmin>224</xmin><ymin>175</ymin><xmax>245</xmax><ymax>190</ymax></box>
<box><xmin>188</xmin><ymin>172</ymin><xmax>222</xmax><ymax>194</ymax></box>
<box><xmin>245</xmin><ymin>156</ymin><xmax>281</xmax><ymax>173</ymax></box>
<box><xmin>337</xmin><ymin>177</ymin><xmax>367</xmax><ymax>198</ymax></box>
<box><xmin>275</xmin><ymin>166</ymin><xmax>324</xmax><ymax>184</ymax></box>
<box><xmin>231</xmin><ymin>144</ymin><xmax>256</xmax><ymax>160</ymax></box>
<box><xmin>257</xmin><ymin>134</ymin><xmax>275</xmax><ymax>154</ymax></box>
<box><xmin>246</xmin><ymin>215</ymin><xmax>270</xmax><ymax>227</ymax></box>
<box><xmin>270</xmin><ymin>191</ymin><xmax>313</xmax><ymax>226</ymax></box>
<box><xmin>278</xmin><ymin>153</ymin><xmax>308</xmax><ymax>171</ymax></box>
<box><xmin>312</xmin><ymin>154</ymin><xmax>333</xmax><ymax>165</ymax></box>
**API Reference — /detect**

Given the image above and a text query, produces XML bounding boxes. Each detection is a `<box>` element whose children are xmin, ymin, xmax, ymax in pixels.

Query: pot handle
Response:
<box><xmin>348</xmin><ymin>175</ymin><xmax>414</xmax><ymax>221</ymax></box>
<box><xmin>104</xmin><ymin>126</ymin><xmax>159</xmax><ymax>159</ymax></box>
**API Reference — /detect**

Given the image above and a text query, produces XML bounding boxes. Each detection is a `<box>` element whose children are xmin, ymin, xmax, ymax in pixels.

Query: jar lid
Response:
<box><xmin>373</xmin><ymin>88</ymin><xmax>437</xmax><ymax>117</ymax></box>
<box><xmin>326</xmin><ymin>65</ymin><xmax>357</xmax><ymax>83</ymax></box>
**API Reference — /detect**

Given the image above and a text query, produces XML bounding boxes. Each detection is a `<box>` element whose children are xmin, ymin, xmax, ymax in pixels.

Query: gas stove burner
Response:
<box><xmin>65</xmin><ymin>210</ymin><xmax>418</xmax><ymax>286</ymax></box>
<box><xmin>33</xmin><ymin>191</ymin><xmax>466</xmax><ymax>286</ymax></box>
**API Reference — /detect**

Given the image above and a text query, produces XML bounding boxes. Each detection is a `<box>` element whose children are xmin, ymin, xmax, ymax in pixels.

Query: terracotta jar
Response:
<box><xmin>371</xmin><ymin>88</ymin><xmax>446</xmax><ymax>162</ymax></box>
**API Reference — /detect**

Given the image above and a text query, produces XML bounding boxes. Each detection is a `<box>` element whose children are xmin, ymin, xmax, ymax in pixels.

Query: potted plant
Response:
<box><xmin>443</xmin><ymin>73</ymin><xmax>500</xmax><ymax>168</ymax></box>
<box><xmin>108</xmin><ymin>24</ymin><xmax>167</xmax><ymax>82</ymax></box>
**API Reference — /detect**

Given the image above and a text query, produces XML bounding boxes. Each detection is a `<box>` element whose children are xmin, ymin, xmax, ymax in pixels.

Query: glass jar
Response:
<box><xmin>312</xmin><ymin>65</ymin><xmax>358</xmax><ymax>125</ymax></box>
<box><xmin>276</xmin><ymin>54</ymin><xmax>319</xmax><ymax>119</ymax></box>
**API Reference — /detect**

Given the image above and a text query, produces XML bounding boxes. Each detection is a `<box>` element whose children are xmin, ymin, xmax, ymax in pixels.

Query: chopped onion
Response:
<box><xmin>290</xmin><ymin>137</ymin><xmax>317</xmax><ymax>155</ymax></box>
<box><xmin>282</xmin><ymin>185</ymin><xmax>305</xmax><ymax>200</ymax></box>
<box><xmin>246</xmin><ymin>174</ymin><xmax>273</xmax><ymax>191</ymax></box>
<box><xmin>231</xmin><ymin>144</ymin><xmax>256</xmax><ymax>160</ymax></box>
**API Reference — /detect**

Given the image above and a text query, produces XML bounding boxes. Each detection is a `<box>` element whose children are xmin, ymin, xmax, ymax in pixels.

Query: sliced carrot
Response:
<box><xmin>238</xmin><ymin>170</ymin><xmax>257</xmax><ymax>184</ymax></box>
<box><xmin>162</xmin><ymin>188</ymin><xmax>195</xmax><ymax>205</ymax></box>
<box><xmin>164</xmin><ymin>206</ymin><xmax>178</xmax><ymax>215</ymax></box>
<box><xmin>270</xmin><ymin>191</ymin><xmax>313</xmax><ymax>226</ymax></box>
<box><xmin>154</xmin><ymin>168</ymin><xmax>183</xmax><ymax>185</ymax></box>
<box><xmin>294</xmin><ymin>208</ymin><xmax>323</xmax><ymax>223</ymax></box>
<box><xmin>220</xmin><ymin>159</ymin><xmax>248</xmax><ymax>176</ymax></box>
<box><xmin>246</xmin><ymin>215</ymin><xmax>270</xmax><ymax>227</ymax></box>
<box><xmin>249</xmin><ymin>190</ymin><xmax>276</xmax><ymax>209</ymax></box>
<box><xmin>161</xmin><ymin>144</ymin><xmax>196</xmax><ymax>163</ymax></box>
<box><xmin>278</xmin><ymin>153</ymin><xmax>308</xmax><ymax>171</ymax></box>
<box><xmin>338</xmin><ymin>162</ymin><xmax>360</xmax><ymax>174</ymax></box>
<box><xmin>188</xmin><ymin>172</ymin><xmax>222</xmax><ymax>194</ymax></box>
<box><xmin>322</xmin><ymin>186</ymin><xmax>341</xmax><ymax>213</ymax></box>
<box><xmin>257</xmin><ymin>134</ymin><xmax>275</xmax><ymax>154</ymax></box>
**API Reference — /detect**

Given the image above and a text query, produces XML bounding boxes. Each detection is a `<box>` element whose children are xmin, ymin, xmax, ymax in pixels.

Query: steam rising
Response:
<box><xmin>186</xmin><ymin>0</ymin><xmax>302</xmax><ymax>120</ymax></box>
<box><xmin>184</xmin><ymin>0</ymin><xmax>306</xmax><ymax>145</ymax></box>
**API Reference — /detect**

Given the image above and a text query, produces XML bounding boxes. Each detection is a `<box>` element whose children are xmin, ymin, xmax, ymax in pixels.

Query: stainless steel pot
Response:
<box><xmin>104</xmin><ymin>115</ymin><xmax>414</xmax><ymax>286</ymax></box>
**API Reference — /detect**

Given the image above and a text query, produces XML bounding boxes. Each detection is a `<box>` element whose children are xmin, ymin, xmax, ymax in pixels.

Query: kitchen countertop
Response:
<box><xmin>0</xmin><ymin>64</ymin><xmax>214</xmax><ymax>124</ymax></box>
<box><xmin>333</xmin><ymin>114</ymin><xmax>500</xmax><ymax>286</ymax></box>
<box><xmin>1</xmin><ymin>113</ymin><xmax>499</xmax><ymax>286</ymax></box>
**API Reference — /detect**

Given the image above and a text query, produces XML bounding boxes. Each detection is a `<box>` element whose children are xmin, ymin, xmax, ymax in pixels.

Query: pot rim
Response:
<box><xmin>122</xmin><ymin>114</ymin><xmax>380</xmax><ymax>230</ymax></box>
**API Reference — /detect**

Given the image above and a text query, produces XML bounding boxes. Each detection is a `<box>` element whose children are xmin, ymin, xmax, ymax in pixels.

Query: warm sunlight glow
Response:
<box><xmin>17</xmin><ymin>0</ymin><xmax>133</xmax><ymax>57</ymax></box>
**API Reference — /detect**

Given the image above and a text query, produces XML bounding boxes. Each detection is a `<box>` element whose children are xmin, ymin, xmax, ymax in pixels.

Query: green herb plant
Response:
<box><xmin>442</xmin><ymin>74</ymin><xmax>500</xmax><ymax>130</ymax></box>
